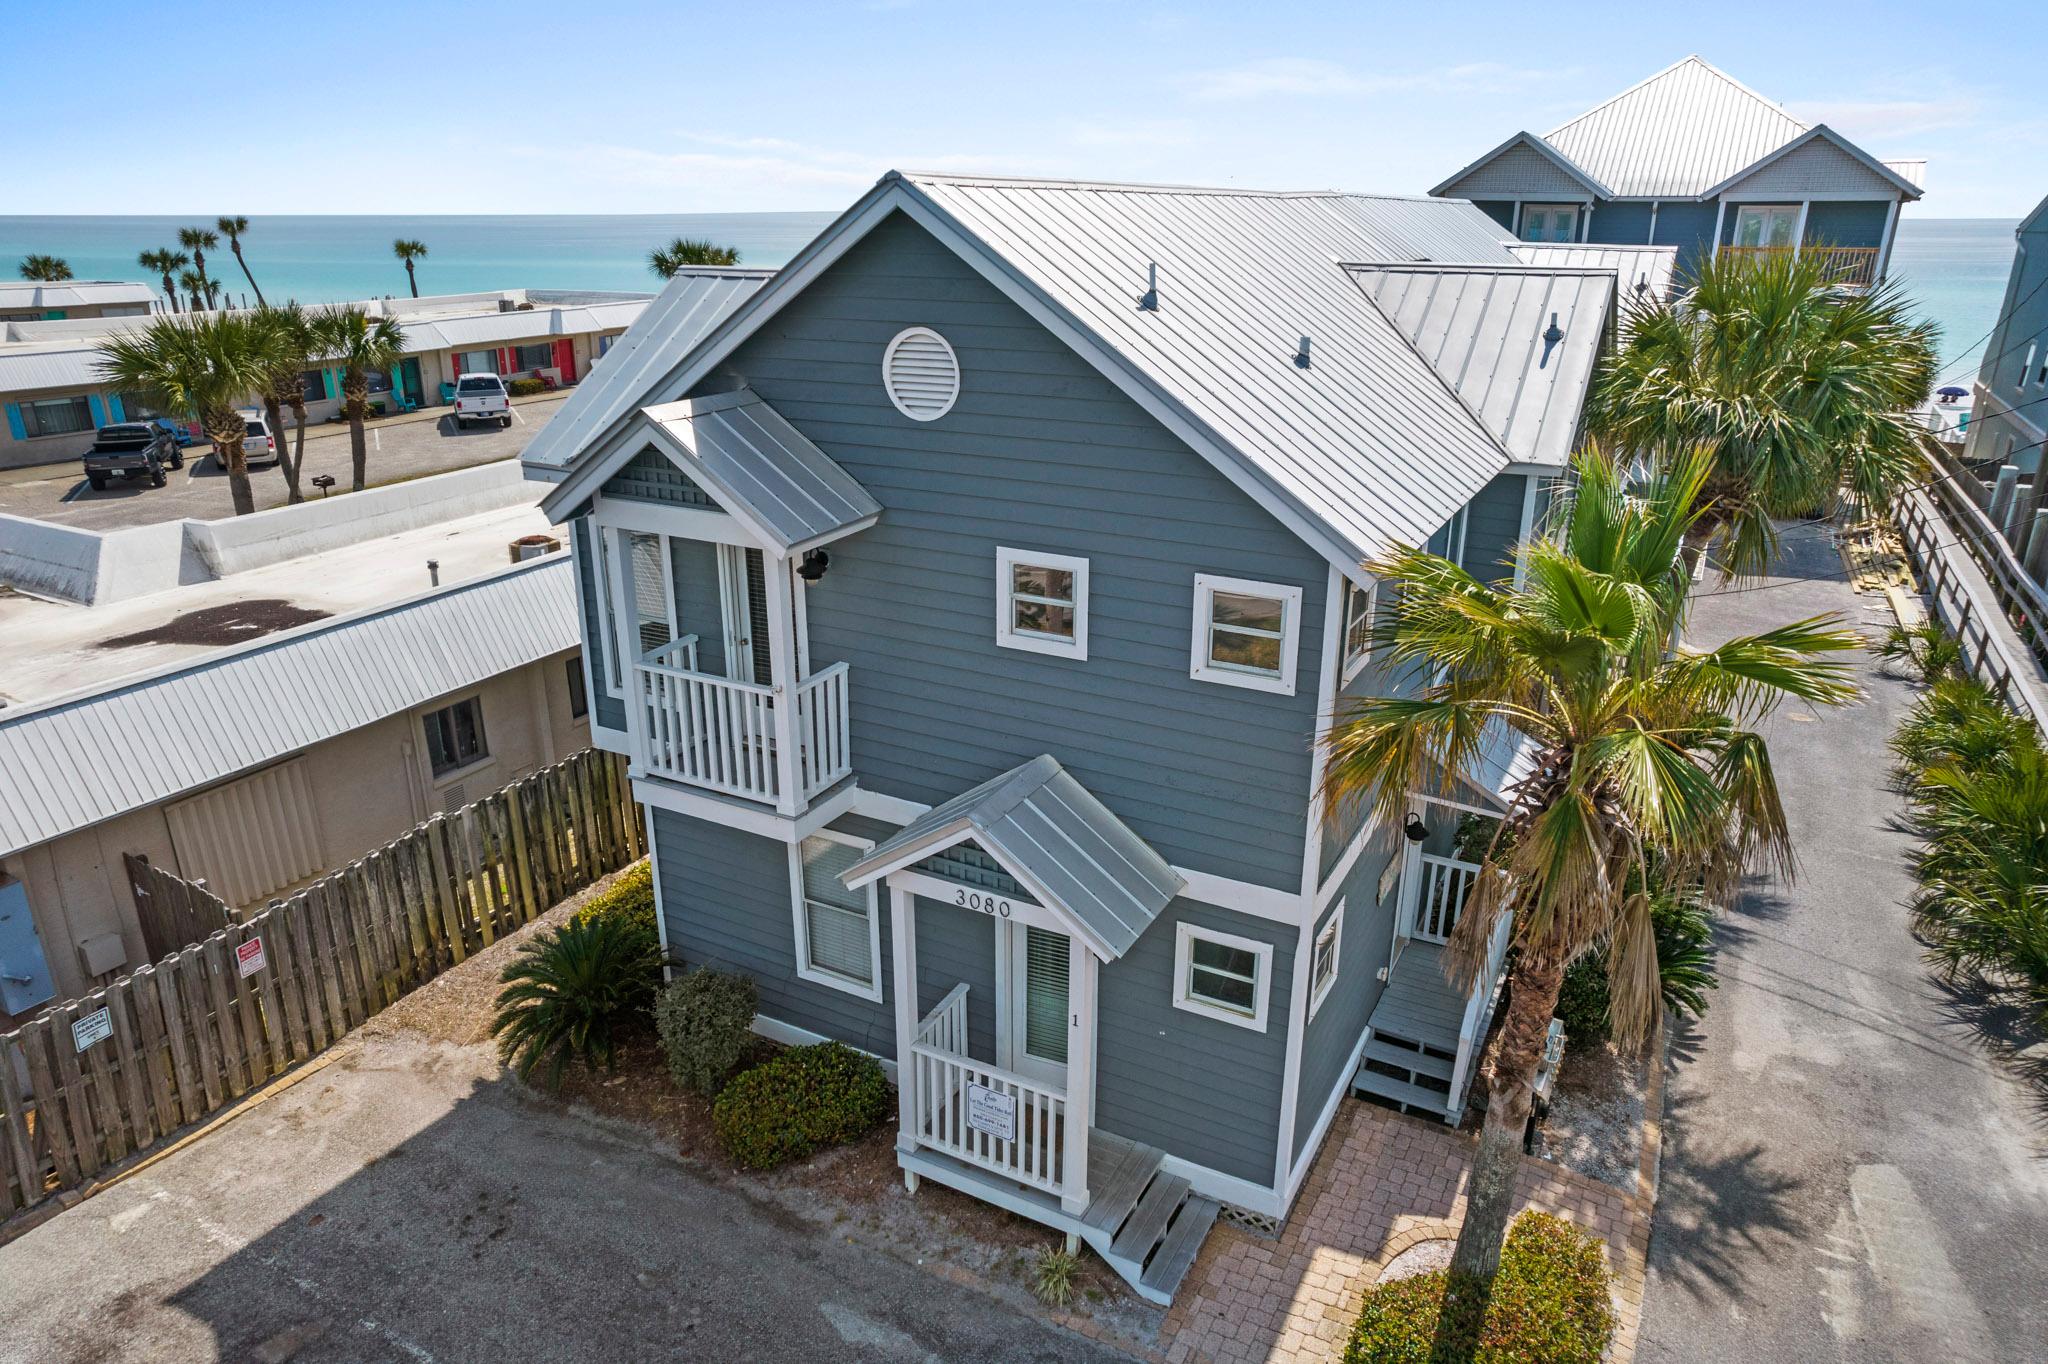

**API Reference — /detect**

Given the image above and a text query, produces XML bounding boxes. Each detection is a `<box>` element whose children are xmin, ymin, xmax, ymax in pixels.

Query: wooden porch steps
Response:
<box><xmin>1353</xmin><ymin>1030</ymin><xmax>1457</xmax><ymax>1120</ymax></box>
<box><xmin>1363</xmin><ymin>1036</ymin><xmax>1454</xmax><ymax>1082</ymax></box>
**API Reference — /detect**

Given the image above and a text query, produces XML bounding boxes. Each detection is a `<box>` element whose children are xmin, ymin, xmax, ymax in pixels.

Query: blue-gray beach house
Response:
<box><xmin>521</xmin><ymin>171</ymin><xmax>1621</xmax><ymax>1300</ymax></box>
<box><xmin>1433</xmin><ymin>56</ymin><xmax>1926</xmax><ymax>289</ymax></box>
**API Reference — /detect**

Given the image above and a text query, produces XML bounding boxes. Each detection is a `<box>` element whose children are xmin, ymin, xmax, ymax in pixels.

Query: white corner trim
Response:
<box><xmin>751</xmin><ymin>1013</ymin><xmax>898</xmax><ymax>1083</ymax></box>
<box><xmin>1307</xmin><ymin>898</ymin><xmax>1344</xmax><ymax>1021</ymax></box>
<box><xmin>645</xmin><ymin>805</ymin><xmax>672</xmax><ymax>983</ymax></box>
<box><xmin>1284</xmin><ymin>1022</ymin><xmax>1374</xmax><ymax>1206</ymax></box>
<box><xmin>1172</xmin><ymin>921</ymin><xmax>1274</xmax><ymax>1032</ymax></box>
<box><xmin>1174</xmin><ymin>867</ymin><xmax>1304</xmax><ymax>924</ymax></box>
<box><xmin>1160</xmin><ymin>1153</ymin><xmax>1285</xmax><ymax>1219</ymax></box>
<box><xmin>789</xmin><ymin>829</ymin><xmax>884</xmax><ymax>1003</ymax></box>
<box><xmin>994</xmin><ymin>545</ymin><xmax>1089</xmax><ymax>660</ymax></box>
<box><xmin>1338</xmin><ymin>579</ymin><xmax>1376</xmax><ymax>686</ymax></box>
<box><xmin>1190</xmin><ymin>573</ymin><xmax>1303</xmax><ymax>696</ymax></box>
<box><xmin>1315</xmin><ymin>811</ymin><xmax>1383</xmax><ymax>910</ymax></box>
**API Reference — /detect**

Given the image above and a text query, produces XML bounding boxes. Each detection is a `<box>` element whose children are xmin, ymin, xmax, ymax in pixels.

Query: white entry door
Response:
<box><xmin>715</xmin><ymin>545</ymin><xmax>770</xmax><ymax>685</ymax></box>
<box><xmin>1003</xmin><ymin>922</ymin><xmax>1070</xmax><ymax>1088</ymax></box>
<box><xmin>1733</xmin><ymin>205</ymin><xmax>1800</xmax><ymax>250</ymax></box>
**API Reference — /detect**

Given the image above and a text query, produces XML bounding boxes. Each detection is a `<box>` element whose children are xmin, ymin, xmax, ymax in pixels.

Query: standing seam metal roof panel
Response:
<box><xmin>0</xmin><ymin>556</ymin><xmax>578</xmax><ymax>859</ymax></box>
<box><xmin>1541</xmin><ymin>56</ymin><xmax>1810</xmax><ymax>199</ymax></box>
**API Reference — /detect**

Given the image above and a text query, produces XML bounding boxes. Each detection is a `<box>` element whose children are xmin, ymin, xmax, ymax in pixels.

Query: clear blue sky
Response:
<box><xmin>13</xmin><ymin>0</ymin><xmax>2042</xmax><ymax>217</ymax></box>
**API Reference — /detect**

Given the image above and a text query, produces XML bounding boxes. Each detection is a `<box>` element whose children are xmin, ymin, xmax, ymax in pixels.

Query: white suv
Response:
<box><xmin>238</xmin><ymin>410</ymin><xmax>282</xmax><ymax>467</ymax></box>
<box><xmin>453</xmin><ymin>374</ymin><xmax>512</xmax><ymax>429</ymax></box>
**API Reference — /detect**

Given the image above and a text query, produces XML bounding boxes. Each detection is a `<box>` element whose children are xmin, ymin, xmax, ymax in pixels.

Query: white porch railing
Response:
<box><xmin>634</xmin><ymin>639</ymin><xmax>852</xmax><ymax>806</ymax></box>
<box><xmin>1446</xmin><ymin>908</ymin><xmax>1515</xmax><ymax>1116</ymax></box>
<box><xmin>1413</xmin><ymin>853</ymin><xmax>1479</xmax><ymax>944</ymax></box>
<box><xmin>908</xmin><ymin>984</ymin><xmax>1069</xmax><ymax>1197</ymax></box>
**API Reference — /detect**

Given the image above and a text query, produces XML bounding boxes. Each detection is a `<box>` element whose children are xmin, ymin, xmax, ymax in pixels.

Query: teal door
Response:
<box><xmin>0</xmin><ymin>877</ymin><xmax>54</xmax><ymax>1016</ymax></box>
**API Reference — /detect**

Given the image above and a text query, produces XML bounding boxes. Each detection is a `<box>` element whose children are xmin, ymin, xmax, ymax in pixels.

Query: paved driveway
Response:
<box><xmin>1638</xmin><ymin>528</ymin><xmax>2048</xmax><ymax>1363</ymax></box>
<box><xmin>0</xmin><ymin>1031</ymin><xmax>1126</xmax><ymax>1364</ymax></box>
<box><xmin>0</xmin><ymin>395</ymin><xmax>565</xmax><ymax>531</ymax></box>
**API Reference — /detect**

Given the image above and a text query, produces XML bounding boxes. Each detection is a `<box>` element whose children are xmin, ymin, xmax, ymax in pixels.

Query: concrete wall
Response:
<box><xmin>1</xmin><ymin>650</ymin><xmax>588</xmax><ymax>1010</ymax></box>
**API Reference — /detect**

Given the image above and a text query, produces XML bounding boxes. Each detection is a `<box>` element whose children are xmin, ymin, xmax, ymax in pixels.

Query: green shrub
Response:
<box><xmin>506</xmin><ymin>376</ymin><xmax>547</xmax><ymax>397</ymax></box>
<box><xmin>1342</xmin><ymin>1213</ymin><xmax>1613</xmax><ymax>1364</ymax></box>
<box><xmin>1555</xmin><ymin>886</ymin><xmax>1716</xmax><ymax>1052</ymax></box>
<box><xmin>1033</xmin><ymin>1244</ymin><xmax>1079</xmax><ymax>1307</ymax></box>
<box><xmin>1555</xmin><ymin>954</ymin><xmax>1611</xmax><ymax>1047</ymax></box>
<box><xmin>574</xmin><ymin>861</ymin><xmax>659</xmax><ymax>947</ymax></box>
<box><xmin>655</xmin><ymin>967</ymin><xmax>758</xmax><ymax>1095</ymax></box>
<box><xmin>1891</xmin><ymin>674</ymin><xmax>2033</xmax><ymax>776</ymax></box>
<box><xmin>491</xmin><ymin>916</ymin><xmax>664</xmax><ymax>1088</ymax></box>
<box><xmin>712</xmin><ymin>1041</ymin><xmax>890</xmax><ymax>1169</ymax></box>
<box><xmin>1878</xmin><ymin>619</ymin><xmax>1963</xmax><ymax>685</ymax></box>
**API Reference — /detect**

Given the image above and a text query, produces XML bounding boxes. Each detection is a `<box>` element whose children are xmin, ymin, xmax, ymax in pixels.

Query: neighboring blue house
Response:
<box><xmin>520</xmin><ymin>173</ymin><xmax>1617</xmax><ymax>1300</ymax></box>
<box><xmin>1433</xmin><ymin>56</ymin><xmax>1925</xmax><ymax>288</ymax></box>
<box><xmin>1961</xmin><ymin>195</ymin><xmax>2048</xmax><ymax>477</ymax></box>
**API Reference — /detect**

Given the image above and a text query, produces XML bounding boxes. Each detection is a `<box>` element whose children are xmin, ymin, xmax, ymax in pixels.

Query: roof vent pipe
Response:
<box><xmin>1294</xmin><ymin>336</ymin><xmax>1311</xmax><ymax>369</ymax></box>
<box><xmin>1542</xmin><ymin>312</ymin><xmax>1564</xmax><ymax>346</ymax></box>
<box><xmin>1137</xmin><ymin>263</ymin><xmax>1159</xmax><ymax>312</ymax></box>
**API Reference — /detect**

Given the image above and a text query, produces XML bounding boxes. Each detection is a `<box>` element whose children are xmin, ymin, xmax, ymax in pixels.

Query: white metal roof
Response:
<box><xmin>1347</xmin><ymin>264</ymin><xmax>1613</xmax><ymax>469</ymax></box>
<box><xmin>1541</xmin><ymin>56</ymin><xmax>1811</xmax><ymax>199</ymax></box>
<box><xmin>0</xmin><ymin>554</ymin><xmax>577</xmax><ymax>859</ymax></box>
<box><xmin>1509</xmin><ymin>243</ymin><xmax>1677</xmax><ymax>305</ymax></box>
<box><xmin>398</xmin><ymin>299</ymin><xmax>650</xmax><ymax>352</ymax></box>
<box><xmin>1882</xmin><ymin>159</ymin><xmax>1927</xmax><ymax>190</ymax></box>
<box><xmin>520</xmin><ymin>268</ymin><xmax>775</xmax><ymax>474</ymax></box>
<box><xmin>0</xmin><ymin>281</ymin><xmax>156</xmax><ymax>311</ymax></box>
<box><xmin>0</xmin><ymin>342</ymin><xmax>104</xmax><ymax>395</ymax></box>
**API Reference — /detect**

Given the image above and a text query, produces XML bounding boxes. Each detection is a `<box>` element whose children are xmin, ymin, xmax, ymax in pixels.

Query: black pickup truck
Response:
<box><xmin>82</xmin><ymin>423</ymin><xmax>184</xmax><ymax>490</ymax></box>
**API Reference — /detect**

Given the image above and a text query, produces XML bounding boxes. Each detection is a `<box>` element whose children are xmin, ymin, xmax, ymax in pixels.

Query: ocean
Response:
<box><xmin>0</xmin><ymin>212</ymin><xmax>2018</xmax><ymax>380</ymax></box>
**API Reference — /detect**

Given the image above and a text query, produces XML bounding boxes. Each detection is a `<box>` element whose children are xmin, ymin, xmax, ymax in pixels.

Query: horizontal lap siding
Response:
<box><xmin>667</xmin><ymin>537</ymin><xmax>727</xmax><ymax>675</ymax></box>
<box><xmin>1461</xmin><ymin>471</ymin><xmax>1530</xmax><ymax>584</ymax></box>
<box><xmin>1293</xmin><ymin>841</ymin><xmax>1401</xmax><ymax>1157</ymax></box>
<box><xmin>572</xmin><ymin>520</ymin><xmax>626</xmax><ymax>732</ymax></box>
<box><xmin>702</xmin><ymin>212</ymin><xmax>1325</xmax><ymax>888</ymax></box>
<box><xmin>1653</xmin><ymin>202</ymin><xmax>1721</xmax><ymax>281</ymax></box>
<box><xmin>1095</xmin><ymin>900</ymin><xmax>1292</xmax><ymax>1186</ymax></box>
<box><xmin>913</xmin><ymin>898</ymin><xmax>997</xmax><ymax>1059</ymax></box>
<box><xmin>652</xmin><ymin>809</ymin><xmax>895</xmax><ymax>1057</ymax></box>
<box><xmin>1587</xmin><ymin>201</ymin><xmax>1653</xmax><ymax>245</ymax></box>
<box><xmin>1804</xmin><ymin>201</ymin><xmax>1892</xmax><ymax>250</ymax></box>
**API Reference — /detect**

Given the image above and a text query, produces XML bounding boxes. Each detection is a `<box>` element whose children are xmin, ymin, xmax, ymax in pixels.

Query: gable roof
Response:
<box><xmin>1699</xmin><ymin>123</ymin><xmax>1925</xmax><ymax>200</ymax></box>
<box><xmin>840</xmin><ymin>755</ymin><xmax>1182</xmax><ymax>960</ymax></box>
<box><xmin>1429</xmin><ymin>130</ymin><xmax>1612</xmax><ymax>201</ymax></box>
<box><xmin>1346</xmin><ymin>264</ymin><xmax>1613</xmax><ymax>468</ymax></box>
<box><xmin>537</xmin><ymin>172</ymin><xmax>1535</xmax><ymax>575</ymax></box>
<box><xmin>1542</xmin><ymin>56</ymin><xmax>1810</xmax><ymax>199</ymax></box>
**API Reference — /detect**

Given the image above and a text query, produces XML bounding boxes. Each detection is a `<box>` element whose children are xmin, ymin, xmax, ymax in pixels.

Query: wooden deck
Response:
<box><xmin>1370</xmin><ymin>943</ymin><xmax>1465</xmax><ymax>1052</ymax></box>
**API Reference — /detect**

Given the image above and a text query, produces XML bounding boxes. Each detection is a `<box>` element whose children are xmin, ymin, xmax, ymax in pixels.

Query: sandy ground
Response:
<box><xmin>1534</xmin><ymin>1039</ymin><xmax>1652</xmax><ymax>1193</ymax></box>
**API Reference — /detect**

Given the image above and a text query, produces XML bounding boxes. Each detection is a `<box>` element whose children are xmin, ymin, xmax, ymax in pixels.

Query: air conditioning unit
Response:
<box><xmin>509</xmin><ymin>534</ymin><xmax>562</xmax><ymax>563</ymax></box>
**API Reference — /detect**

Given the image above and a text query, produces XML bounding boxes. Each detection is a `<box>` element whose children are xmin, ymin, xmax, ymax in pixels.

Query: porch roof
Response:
<box><xmin>840</xmin><ymin>755</ymin><xmax>1183</xmax><ymax>960</ymax></box>
<box><xmin>1463</xmin><ymin>717</ymin><xmax>1546</xmax><ymax>813</ymax></box>
<box><xmin>632</xmin><ymin>387</ymin><xmax>882</xmax><ymax>554</ymax></box>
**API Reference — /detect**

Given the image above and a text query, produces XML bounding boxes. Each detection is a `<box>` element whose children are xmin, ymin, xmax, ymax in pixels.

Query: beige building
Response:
<box><xmin>0</xmin><ymin>280</ymin><xmax>156</xmax><ymax>324</ymax></box>
<box><xmin>0</xmin><ymin>504</ymin><xmax>587</xmax><ymax>1019</ymax></box>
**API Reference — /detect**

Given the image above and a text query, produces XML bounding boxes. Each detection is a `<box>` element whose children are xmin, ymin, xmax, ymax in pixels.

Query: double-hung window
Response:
<box><xmin>422</xmin><ymin>696</ymin><xmax>488</xmax><ymax>777</ymax></box>
<box><xmin>1341</xmin><ymin>580</ymin><xmax>1375</xmax><ymax>683</ymax></box>
<box><xmin>791</xmin><ymin>834</ymin><xmax>881</xmax><ymax>1000</ymax></box>
<box><xmin>1173</xmin><ymin>922</ymin><xmax>1273</xmax><ymax>1031</ymax></box>
<box><xmin>1308</xmin><ymin>901</ymin><xmax>1344</xmax><ymax>1020</ymax></box>
<box><xmin>996</xmin><ymin>546</ymin><xmax>1088</xmax><ymax>659</ymax></box>
<box><xmin>1191</xmin><ymin>573</ymin><xmax>1302</xmax><ymax>695</ymax></box>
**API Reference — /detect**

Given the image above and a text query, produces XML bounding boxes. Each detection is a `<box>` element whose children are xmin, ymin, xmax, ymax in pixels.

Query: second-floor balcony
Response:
<box><xmin>1719</xmin><ymin>243</ymin><xmax>1881</xmax><ymax>289</ymax></box>
<box><xmin>633</xmin><ymin>636</ymin><xmax>851</xmax><ymax>808</ymax></box>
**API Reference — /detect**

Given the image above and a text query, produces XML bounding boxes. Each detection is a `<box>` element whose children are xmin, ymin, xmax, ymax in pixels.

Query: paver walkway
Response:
<box><xmin>1159</xmin><ymin>1100</ymin><xmax>1653</xmax><ymax>1364</ymax></box>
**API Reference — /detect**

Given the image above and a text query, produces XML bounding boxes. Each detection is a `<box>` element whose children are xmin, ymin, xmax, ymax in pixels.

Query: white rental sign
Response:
<box><xmin>965</xmin><ymin>1082</ymin><xmax>1017</xmax><ymax>1143</ymax></box>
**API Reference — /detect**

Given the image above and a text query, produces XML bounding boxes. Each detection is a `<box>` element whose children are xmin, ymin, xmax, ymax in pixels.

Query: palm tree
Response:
<box><xmin>1320</xmin><ymin>447</ymin><xmax>1860</xmax><ymax>1291</ymax></box>
<box><xmin>1588</xmin><ymin>248</ymin><xmax>1938</xmax><ymax>577</ymax></box>
<box><xmin>177</xmin><ymin>227</ymin><xmax>220</xmax><ymax>308</ymax></box>
<box><xmin>177</xmin><ymin>270</ymin><xmax>208</xmax><ymax>314</ymax></box>
<box><xmin>648</xmin><ymin>237</ymin><xmax>741</xmax><ymax>278</ymax></box>
<box><xmin>251</xmin><ymin>303</ymin><xmax>314</xmax><ymax>503</ymax></box>
<box><xmin>18</xmin><ymin>254</ymin><xmax>73</xmax><ymax>282</ymax></box>
<box><xmin>138</xmin><ymin>248</ymin><xmax>189</xmax><ymax>311</ymax></box>
<box><xmin>216</xmin><ymin>216</ymin><xmax>265</xmax><ymax>307</ymax></box>
<box><xmin>392</xmin><ymin>239</ymin><xmax>428</xmax><ymax>297</ymax></box>
<box><xmin>97</xmin><ymin>313</ymin><xmax>269</xmax><ymax>516</ymax></box>
<box><xmin>310</xmin><ymin>306</ymin><xmax>406</xmax><ymax>491</ymax></box>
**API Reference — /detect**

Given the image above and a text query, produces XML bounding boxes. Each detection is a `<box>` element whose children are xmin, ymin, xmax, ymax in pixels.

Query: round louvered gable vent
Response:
<box><xmin>882</xmin><ymin>327</ymin><xmax>960</xmax><ymax>421</ymax></box>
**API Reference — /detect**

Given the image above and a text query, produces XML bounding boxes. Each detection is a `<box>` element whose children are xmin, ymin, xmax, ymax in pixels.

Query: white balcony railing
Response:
<box><xmin>1447</xmin><ymin>908</ymin><xmax>1515</xmax><ymax>1115</ymax></box>
<box><xmin>634</xmin><ymin>636</ymin><xmax>852</xmax><ymax>806</ymax></box>
<box><xmin>1412</xmin><ymin>853</ymin><xmax>1479</xmax><ymax>944</ymax></box>
<box><xmin>908</xmin><ymin>984</ymin><xmax>1069</xmax><ymax>1197</ymax></box>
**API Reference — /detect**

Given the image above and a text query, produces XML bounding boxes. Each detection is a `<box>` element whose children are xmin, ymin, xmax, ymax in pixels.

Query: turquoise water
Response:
<box><xmin>0</xmin><ymin>211</ymin><xmax>2018</xmax><ymax>381</ymax></box>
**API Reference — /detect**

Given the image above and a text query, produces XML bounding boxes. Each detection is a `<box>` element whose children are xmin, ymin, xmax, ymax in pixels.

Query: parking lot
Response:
<box><xmin>0</xmin><ymin>394</ymin><xmax>567</xmax><ymax>531</ymax></box>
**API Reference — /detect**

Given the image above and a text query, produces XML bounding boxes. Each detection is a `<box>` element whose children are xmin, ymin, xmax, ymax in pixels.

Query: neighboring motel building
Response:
<box><xmin>1960</xmin><ymin>194</ymin><xmax>2048</xmax><ymax>478</ymax></box>
<box><xmin>1433</xmin><ymin>55</ymin><xmax>1926</xmax><ymax>287</ymax></box>
<box><xmin>522</xmin><ymin>178</ymin><xmax>1633</xmax><ymax>1300</ymax></box>
<box><xmin>0</xmin><ymin>288</ymin><xmax>653</xmax><ymax>470</ymax></box>
<box><xmin>0</xmin><ymin>497</ymin><xmax>588</xmax><ymax>1023</ymax></box>
<box><xmin>0</xmin><ymin>280</ymin><xmax>156</xmax><ymax>324</ymax></box>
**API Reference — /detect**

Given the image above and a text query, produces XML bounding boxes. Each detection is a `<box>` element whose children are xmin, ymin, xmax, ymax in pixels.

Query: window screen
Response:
<box><xmin>800</xmin><ymin>837</ymin><xmax>872</xmax><ymax>986</ymax></box>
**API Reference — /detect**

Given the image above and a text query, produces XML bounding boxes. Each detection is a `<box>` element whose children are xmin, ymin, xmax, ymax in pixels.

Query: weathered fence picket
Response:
<box><xmin>0</xmin><ymin>749</ymin><xmax>638</xmax><ymax>1227</ymax></box>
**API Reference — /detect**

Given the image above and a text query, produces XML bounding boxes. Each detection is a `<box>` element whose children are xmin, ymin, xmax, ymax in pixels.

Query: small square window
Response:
<box><xmin>1309</xmin><ymin>901</ymin><xmax>1344</xmax><ymax>1019</ymax></box>
<box><xmin>791</xmin><ymin>834</ymin><xmax>881</xmax><ymax>1001</ymax></box>
<box><xmin>423</xmin><ymin>696</ymin><xmax>488</xmax><ymax>777</ymax></box>
<box><xmin>1191</xmin><ymin>574</ymin><xmax>1301</xmax><ymax>695</ymax></box>
<box><xmin>1173</xmin><ymin>922</ymin><xmax>1273</xmax><ymax>1031</ymax></box>
<box><xmin>996</xmin><ymin>547</ymin><xmax>1089</xmax><ymax>659</ymax></box>
<box><xmin>1341</xmin><ymin>581</ymin><xmax>1375</xmax><ymax>683</ymax></box>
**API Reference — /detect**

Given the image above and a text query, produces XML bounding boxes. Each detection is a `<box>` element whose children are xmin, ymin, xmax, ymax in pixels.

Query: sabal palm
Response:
<box><xmin>217</xmin><ymin>215</ymin><xmax>264</xmax><ymax>307</ymax></box>
<box><xmin>309</xmin><ymin>306</ymin><xmax>405</xmax><ymax>491</ymax></box>
<box><xmin>392</xmin><ymin>239</ymin><xmax>428</xmax><ymax>297</ymax></box>
<box><xmin>649</xmin><ymin>237</ymin><xmax>741</xmax><ymax>278</ymax></box>
<box><xmin>177</xmin><ymin>227</ymin><xmax>220</xmax><ymax>308</ymax></box>
<box><xmin>251</xmin><ymin>303</ymin><xmax>314</xmax><ymax>502</ymax></box>
<box><xmin>138</xmin><ymin>249</ymin><xmax>189</xmax><ymax>311</ymax></box>
<box><xmin>1588</xmin><ymin>248</ymin><xmax>1937</xmax><ymax>577</ymax></box>
<box><xmin>18</xmin><ymin>254</ymin><xmax>72</xmax><ymax>282</ymax></box>
<box><xmin>97</xmin><ymin>313</ymin><xmax>269</xmax><ymax>516</ymax></box>
<box><xmin>1321</xmin><ymin>446</ymin><xmax>1859</xmax><ymax>1286</ymax></box>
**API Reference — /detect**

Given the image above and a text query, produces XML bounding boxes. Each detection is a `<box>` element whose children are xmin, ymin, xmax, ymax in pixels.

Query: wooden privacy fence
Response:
<box><xmin>124</xmin><ymin>855</ymin><xmax>234</xmax><ymax>961</ymax></box>
<box><xmin>0</xmin><ymin>748</ymin><xmax>641</xmax><ymax>1223</ymax></box>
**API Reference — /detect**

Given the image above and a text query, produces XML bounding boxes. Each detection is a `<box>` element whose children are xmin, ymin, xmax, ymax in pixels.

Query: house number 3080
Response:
<box><xmin>955</xmin><ymin>889</ymin><xmax>1012</xmax><ymax>917</ymax></box>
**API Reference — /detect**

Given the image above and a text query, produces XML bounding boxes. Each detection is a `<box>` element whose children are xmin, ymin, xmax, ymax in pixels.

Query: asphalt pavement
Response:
<box><xmin>1637</xmin><ymin>526</ymin><xmax>2048</xmax><ymax>1363</ymax></box>
<box><xmin>0</xmin><ymin>394</ymin><xmax>565</xmax><ymax>531</ymax></box>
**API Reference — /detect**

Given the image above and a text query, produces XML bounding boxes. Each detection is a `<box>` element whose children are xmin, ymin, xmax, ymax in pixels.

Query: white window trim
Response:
<box><xmin>788</xmin><ymin>829</ymin><xmax>884</xmax><ymax>1003</ymax></box>
<box><xmin>995</xmin><ymin>546</ymin><xmax>1089</xmax><ymax>660</ymax></box>
<box><xmin>1732</xmin><ymin>204</ymin><xmax>1800</xmax><ymax>249</ymax></box>
<box><xmin>1518</xmin><ymin>203</ymin><xmax>1579</xmax><ymax>244</ymax></box>
<box><xmin>1173</xmin><ymin>921</ymin><xmax>1273</xmax><ymax>1033</ymax></box>
<box><xmin>1308</xmin><ymin>900</ymin><xmax>1344</xmax><ymax>1021</ymax></box>
<box><xmin>1190</xmin><ymin>573</ymin><xmax>1302</xmax><ymax>696</ymax></box>
<box><xmin>1340</xmin><ymin>580</ymin><xmax>1376</xmax><ymax>685</ymax></box>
